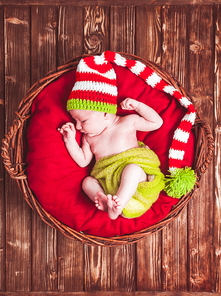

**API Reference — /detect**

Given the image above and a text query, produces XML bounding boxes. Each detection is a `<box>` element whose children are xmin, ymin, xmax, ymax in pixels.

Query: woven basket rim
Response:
<box><xmin>1</xmin><ymin>52</ymin><xmax>215</xmax><ymax>247</ymax></box>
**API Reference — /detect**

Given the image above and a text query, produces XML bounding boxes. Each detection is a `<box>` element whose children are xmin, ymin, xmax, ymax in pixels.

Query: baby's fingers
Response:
<box><xmin>58</xmin><ymin>122</ymin><xmax>75</xmax><ymax>132</ymax></box>
<box><xmin>121</xmin><ymin>102</ymin><xmax>133</xmax><ymax>110</ymax></box>
<box><xmin>68</xmin><ymin>122</ymin><xmax>76</xmax><ymax>131</ymax></box>
<box><xmin>120</xmin><ymin>98</ymin><xmax>135</xmax><ymax>110</ymax></box>
<box><xmin>63</xmin><ymin>122</ymin><xmax>76</xmax><ymax>132</ymax></box>
<box><xmin>120</xmin><ymin>100</ymin><xmax>128</xmax><ymax>109</ymax></box>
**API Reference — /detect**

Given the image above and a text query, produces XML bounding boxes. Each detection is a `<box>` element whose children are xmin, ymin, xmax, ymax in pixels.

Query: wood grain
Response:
<box><xmin>161</xmin><ymin>6</ymin><xmax>188</xmax><ymax>291</ymax></box>
<box><xmin>57</xmin><ymin>235</ymin><xmax>84</xmax><ymax>292</ymax></box>
<box><xmin>84</xmin><ymin>245</ymin><xmax>111</xmax><ymax>291</ymax></box>
<box><xmin>137</xmin><ymin>234</ymin><xmax>162</xmax><ymax>290</ymax></box>
<box><xmin>31</xmin><ymin>6</ymin><xmax>57</xmax><ymax>85</ymax></box>
<box><xmin>110</xmin><ymin>245</ymin><xmax>136</xmax><ymax>291</ymax></box>
<box><xmin>31</xmin><ymin>215</ymin><xmax>58</xmax><ymax>291</ymax></box>
<box><xmin>136</xmin><ymin>5</ymin><xmax>162</xmax><ymax>292</ymax></box>
<box><xmin>58</xmin><ymin>5</ymin><xmax>84</xmax><ymax>65</ymax></box>
<box><xmin>4</xmin><ymin>6</ymin><xmax>31</xmax><ymax>291</ymax></box>
<box><xmin>214</xmin><ymin>5</ymin><xmax>221</xmax><ymax>292</ymax></box>
<box><xmin>136</xmin><ymin>6</ymin><xmax>161</xmax><ymax>63</ymax></box>
<box><xmin>1</xmin><ymin>291</ymin><xmax>221</xmax><ymax>296</ymax></box>
<box><xmin>0</xmin><ymin>5</ymin><xmax>5</xmax><ymax>293</ymax></box>
<box><xmin>187</xmin><ymin>5</ymin><xmax>214</xmax><ymax>291</ymax></box>
<box><xmin>84</xmin><ymin>6</ymin><xmax>109</xmax><ymax>54</ymax></box>
<box><xmin>162</xmin><ymin>217</ymin><xmax>188</xmax><ymax>291</ymax></box>
<box><xmin>1</xmin><ymin>0</ymin><xmax>221</xmax><ymax>5</ymax></box>
<box><xmin>110</xmin><ymin>6</ymin><xmax>135</xmax><ymax>54</ymax></box>
<box><xmin>30</xmin><ymin>6</ymin><xmax>58</xmax><ymax>291</ymax></box>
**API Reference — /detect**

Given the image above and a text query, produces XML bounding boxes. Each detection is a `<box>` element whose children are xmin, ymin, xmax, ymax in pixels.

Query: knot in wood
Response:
<box><xmin>85</xmin><ymin>33</ymin><xmax>103</xmax><ymax>54</ymax></box>
<box><xmin>190</xmin><ymin>41</ymin><xmax>203</xmax><ymax>54</ymax></box>
<box><xmin>190</xmin><ymin>274</ymin><xmax>204</xmax><ymax>285</ymax></box>
<box><xmin>215</xmin><ymin>248</ymin><xmax>221</xmax><ymax>257</ymax></box>
<box><xmin>215</xmin><ymin>125</ymin><xmax>221</xmax><ymax>134</ymax></box>
<box><xmin>50</xmin><ymin>21</ymin><xmax>57</xmax><ymax>29</ymax></box>
<box><xmin>88</xmin><ymin>33</ymin><xmax>102</xmax><ymax>47</ymax></box>
<box><xmin>61</xmin><ymin>34</ymin><xmax>68</xmax><ymax>41</ymax></box>
<box><xmin>191</xmin><ymin>248</ymin><xmax>198</xmax><ymax>255</ymax></box>
<box><xmin>50</xmin><ymin>269</ymin><xmax>57</xmax><ymax>280</ymax></box>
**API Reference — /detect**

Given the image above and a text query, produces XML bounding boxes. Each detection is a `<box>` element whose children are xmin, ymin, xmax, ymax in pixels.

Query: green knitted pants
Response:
<box><xmin>91</xmin><ymin>142</ymin><xmax>165</xmax><ymax>218</ymax></box>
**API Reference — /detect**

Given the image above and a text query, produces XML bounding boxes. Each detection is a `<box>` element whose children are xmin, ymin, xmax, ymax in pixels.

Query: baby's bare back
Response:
<box><xmin>85</xmin><ymin>115</ymin><xmax>139</xmax><ymax>160</ymax></box>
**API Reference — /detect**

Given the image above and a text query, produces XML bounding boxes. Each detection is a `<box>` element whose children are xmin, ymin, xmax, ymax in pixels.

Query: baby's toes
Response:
<box><xmin>106</xmin><ymin>194</ymin><xmax>113</xmax><ymax>206</ymax></box>
<box><xmin>95</xmin><ymin>200</ymin><xmax>99</xmax><ymax>208</ymax></box>
<box><xmin>112</xmin><ymin>195</ymin><xmax>121</xmax><ymax>208</ymax></box>
<box><xmin>95</xmin><ymin>196</ymin><xmax>100</xmax><ymax>204</ymax></box>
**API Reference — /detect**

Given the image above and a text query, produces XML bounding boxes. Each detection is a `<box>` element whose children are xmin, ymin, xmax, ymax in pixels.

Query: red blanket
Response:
<box><xmin>25</xmin><ymin>64</ymin><xmax>195</xmax><ymax>237</ymax></box>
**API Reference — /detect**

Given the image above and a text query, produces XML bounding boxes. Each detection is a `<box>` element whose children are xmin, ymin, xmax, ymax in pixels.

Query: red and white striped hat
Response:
<box><xmin>67</xmin><ymin>51</ymin><xmax>196</xmax><ymax>174</ymax></box>
<box><xmin>67</xmin><ymin>54</ymin><xmax>118</xmax><ymax>114</ymax></box>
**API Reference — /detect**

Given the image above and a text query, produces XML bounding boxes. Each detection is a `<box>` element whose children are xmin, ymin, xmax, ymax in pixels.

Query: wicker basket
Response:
<box><xmin>1</xmin><ymin>53</ymin><xmax>215</xmax><ymax>247</ymax></box>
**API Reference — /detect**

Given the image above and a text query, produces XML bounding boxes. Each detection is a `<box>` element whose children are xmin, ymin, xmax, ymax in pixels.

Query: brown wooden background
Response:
<box><xmin>0</xmin><ymin>1</ymin><xmax>221</xmax><ymax>295</ymax></box>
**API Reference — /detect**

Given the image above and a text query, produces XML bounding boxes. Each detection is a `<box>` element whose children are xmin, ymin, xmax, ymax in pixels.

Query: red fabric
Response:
<box><xmin>25</xmin><ymin>64</ymin><xmax>195</xmax><ymax>237</ymax></box>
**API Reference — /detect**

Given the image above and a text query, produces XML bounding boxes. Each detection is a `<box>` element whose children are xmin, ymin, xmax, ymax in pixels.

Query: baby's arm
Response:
<box><xmin>59</xmin><ymin>122</ymin><xmax>93</xmax><ymax>168</ymax></box>
<box><xmin>121</xmin><ymin>98</ymin><xmax>163</xmax><ymax>131</ymax></box>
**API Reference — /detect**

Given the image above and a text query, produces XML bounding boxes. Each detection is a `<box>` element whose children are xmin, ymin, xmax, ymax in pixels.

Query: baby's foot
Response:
<box><xmin>95</xmin><ymin>191</ymin><xmax>108</xmax><ymax>212</ymax></box>
<box><xmin>106</xmin><ymin>195</ymin><xmax>122</xmax><ymax>220</ymax></box>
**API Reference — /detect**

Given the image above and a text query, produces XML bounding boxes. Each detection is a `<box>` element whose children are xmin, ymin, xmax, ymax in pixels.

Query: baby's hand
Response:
<box><xmin>120</xmin><ymin>98</ymin><xmax>139</xmax><ymax>111</ymax></box>
<box><xmin>58</xmin><ymin>122</ymin><xmax>76</xmax><ymax>143</ymax></box>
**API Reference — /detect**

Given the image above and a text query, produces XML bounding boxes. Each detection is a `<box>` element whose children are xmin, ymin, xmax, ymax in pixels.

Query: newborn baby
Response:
<box><xmin>59</xmin><ymin>98</ymin><xmax>163</xmax><ymax>219</ymax></box>
<box><xmin>59</xmin><ymin>53</ymin><xmax>165</xmax><ymax>219</ymax></box>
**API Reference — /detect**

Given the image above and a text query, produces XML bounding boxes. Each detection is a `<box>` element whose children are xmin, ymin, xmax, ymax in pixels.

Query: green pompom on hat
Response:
<box><xmin>164</xmin><ymin>167</ymin><xmax>197</xmax><ymax>199</ymax></box>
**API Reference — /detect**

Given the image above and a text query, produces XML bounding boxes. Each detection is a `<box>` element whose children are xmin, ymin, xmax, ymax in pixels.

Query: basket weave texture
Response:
<box><xmin>1</xmin><ymin>53</ymin><xmax>215</xmax><ymax>247</ymax></box>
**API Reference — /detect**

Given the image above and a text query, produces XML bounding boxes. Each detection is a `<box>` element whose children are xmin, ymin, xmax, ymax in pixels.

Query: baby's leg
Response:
<box><xmin>117</xmin><ymin>163</ymin><xmax>147</xmax><ymax>209</ymax></box>
<box><xmin>82</xmin><ymin>176</ymin><xmax>107</xmax><ymax>211</ymax></box>
<box><xmin>102</xmin><ymin>164</ymin><xmax>147</xmax><ymax>220</ymax></box>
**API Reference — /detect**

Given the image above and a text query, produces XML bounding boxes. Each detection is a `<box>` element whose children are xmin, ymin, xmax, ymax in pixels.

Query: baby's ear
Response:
<box><xmin>104</xmin><ymin>112</ymin><xmax>114</xmax><ymax>120</ymax></box>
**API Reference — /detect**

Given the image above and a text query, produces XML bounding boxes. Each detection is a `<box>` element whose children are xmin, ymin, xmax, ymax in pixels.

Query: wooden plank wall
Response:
<box><xmin>0</xmin><ymin>3</ymin><xmax>220</xmax><ymax>294</ymax></box>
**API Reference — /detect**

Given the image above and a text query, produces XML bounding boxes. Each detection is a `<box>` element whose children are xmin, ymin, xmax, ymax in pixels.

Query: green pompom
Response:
<box><xmin>164</xmin><ymin>167</ymin><xmax>197</xmax><ymax>199</ymax></box>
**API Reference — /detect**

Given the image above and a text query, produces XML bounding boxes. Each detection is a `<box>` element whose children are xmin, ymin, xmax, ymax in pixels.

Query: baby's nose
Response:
<box><xmin>76</xmin><ymin>121</ymin><xmax>82</xmax><ymax>130</ymax></box>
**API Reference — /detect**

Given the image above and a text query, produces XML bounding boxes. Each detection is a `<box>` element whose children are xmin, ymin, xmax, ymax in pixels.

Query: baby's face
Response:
<box><xmin>70</xmin><ymin>109</ymin><xmax>107</xmax><ymax>137</ymax></box>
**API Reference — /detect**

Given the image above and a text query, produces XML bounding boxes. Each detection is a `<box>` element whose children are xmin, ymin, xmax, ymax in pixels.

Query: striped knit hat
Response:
<box><xmin>67</xmin><ymin>54</ymin><xmax>118</xmax><ymax>114</ymax></box>
<box><xmin>68</xmin><ymin>51</ymin><xmax>197</xmax><ymax>197</ymax></box>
